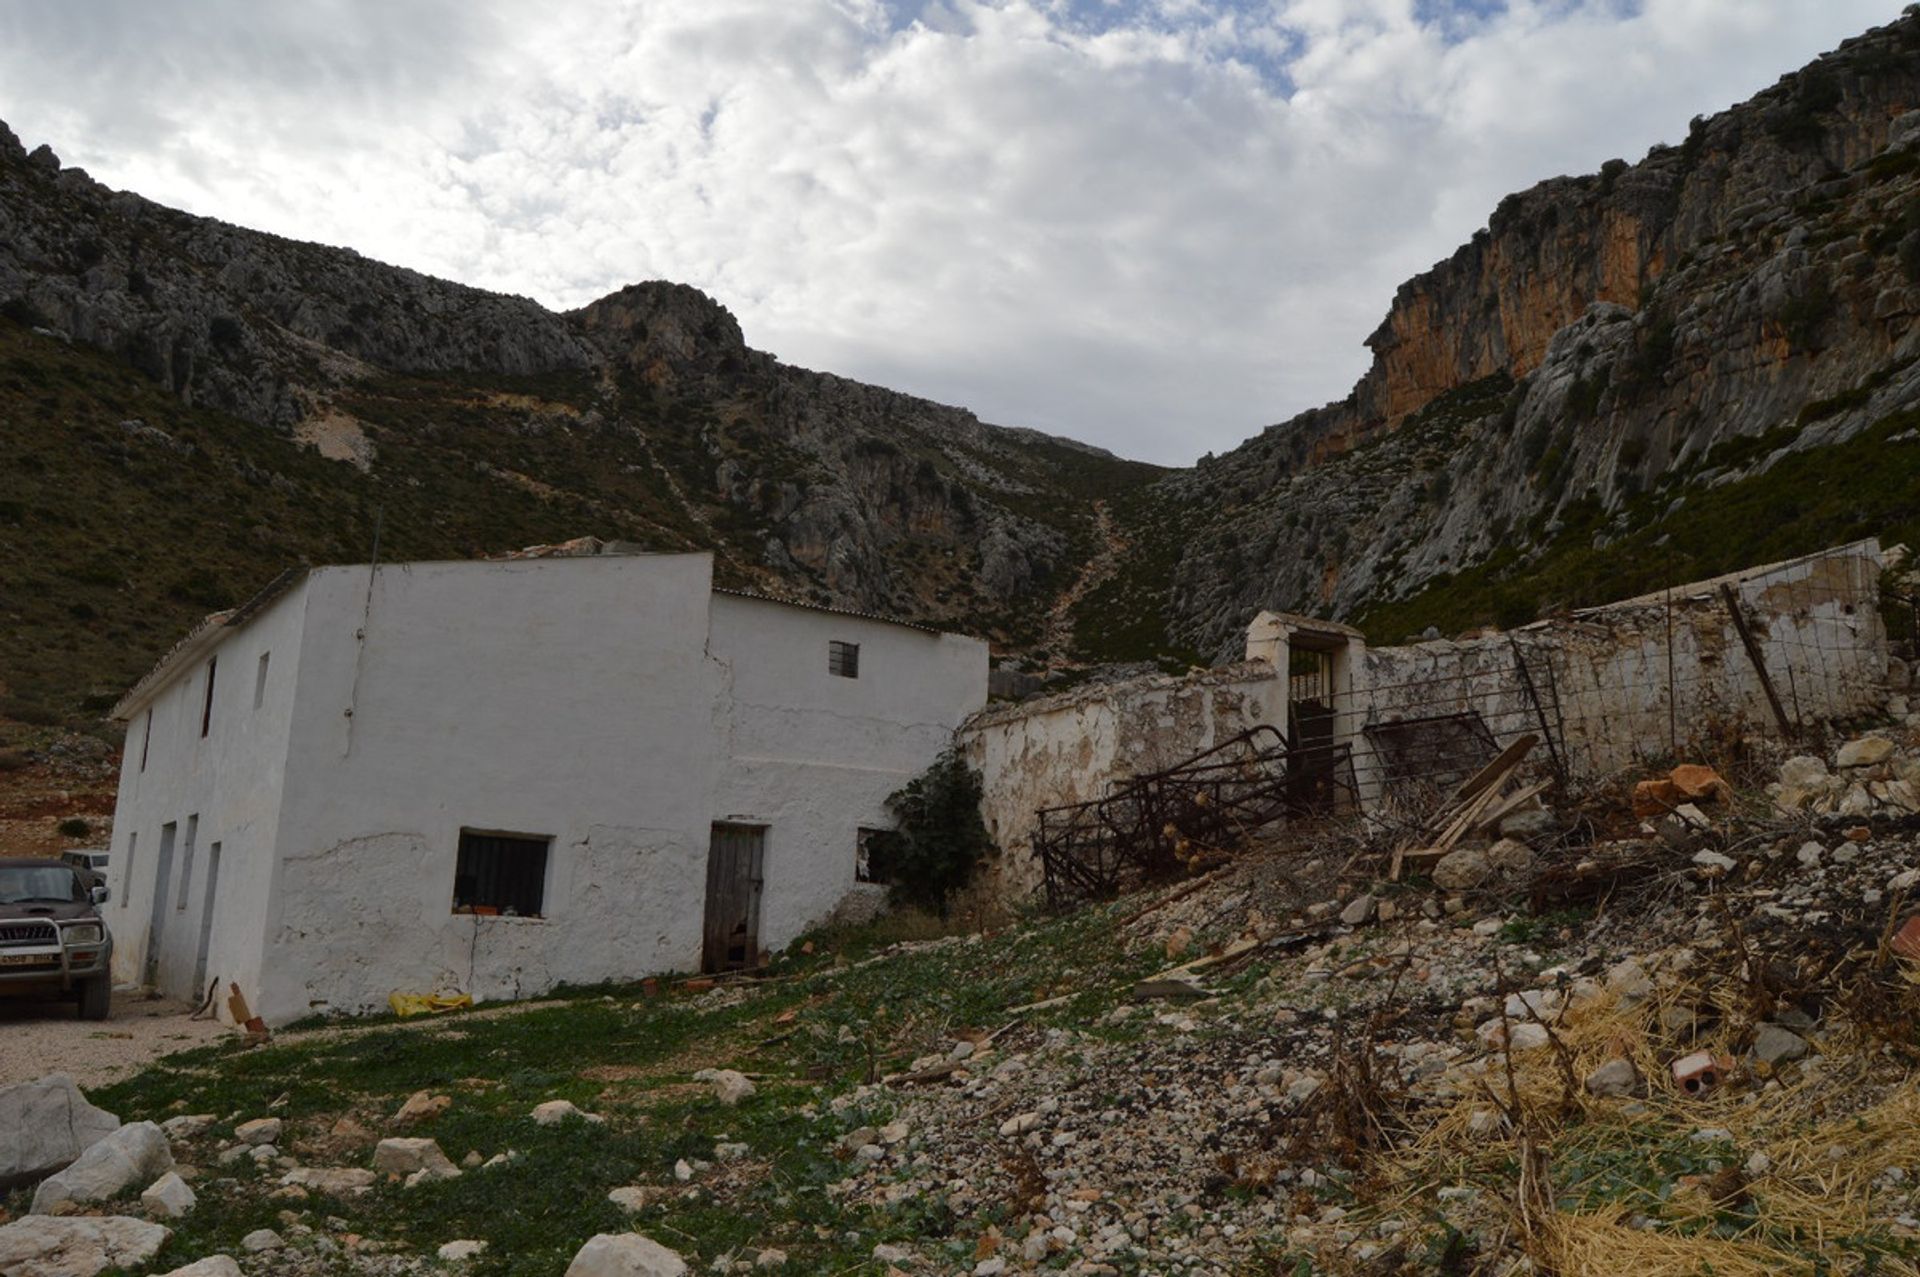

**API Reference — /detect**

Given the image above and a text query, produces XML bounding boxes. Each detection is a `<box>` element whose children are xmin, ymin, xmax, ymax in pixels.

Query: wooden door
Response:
<box><xmin>702</xmin><ymin>824</ymin><xmax>766</xmax><ymax>973</ymax></box>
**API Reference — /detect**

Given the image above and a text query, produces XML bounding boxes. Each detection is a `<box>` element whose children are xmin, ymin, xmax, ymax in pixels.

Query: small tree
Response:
<box><xmin>865</xmin><ymin>747</ymin><xmax>993</xmax><ymax>917</ymax></box>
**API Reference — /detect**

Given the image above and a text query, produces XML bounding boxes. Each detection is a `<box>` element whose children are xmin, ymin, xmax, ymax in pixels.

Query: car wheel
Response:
<box><xmin>77</xmin><ymin>977</ymin><xmax>111</xmax><ymax>1021</ymax></box>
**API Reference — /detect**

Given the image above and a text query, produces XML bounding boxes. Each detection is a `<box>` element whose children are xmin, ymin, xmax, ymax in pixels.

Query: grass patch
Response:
<box><xmin>65</xmin><ymin>899</ymin><xmax>1169</xmax><ymax>1275</ymax></box>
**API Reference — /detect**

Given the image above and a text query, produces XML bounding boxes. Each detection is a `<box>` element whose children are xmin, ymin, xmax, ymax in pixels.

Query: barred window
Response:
<box><xmin>828</xmin><ymin>640</ymin><xmax>860</xmax><ymax>679</ymax></box>
<box><xmin>452</xmin><ymin>831</ymin><xmax>549</xmax><ymax>917</ymax></box>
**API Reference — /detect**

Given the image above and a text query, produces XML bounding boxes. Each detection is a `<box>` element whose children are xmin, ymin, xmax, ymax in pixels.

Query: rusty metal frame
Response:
<box><xmin>1032</xmin><ymin>726</ymin><xmax>1356</xmax><ymax>908</ymax></box>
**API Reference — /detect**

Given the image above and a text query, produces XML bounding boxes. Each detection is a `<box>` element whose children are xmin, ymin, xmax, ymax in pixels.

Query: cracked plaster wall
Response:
<box><xmin>959</xmin><ymin>665</ymin><xmax>1284</xmax><ymax>900</ymax></box>
<box><xmin>106</xmin><ymin>579</ymin><xmax>310</xmax><ymax>1012</ymax></box>
<box><xmin>106</xmin><ymin>553</ymin><xmax>989</xmax><ymax>1024</ymax></box>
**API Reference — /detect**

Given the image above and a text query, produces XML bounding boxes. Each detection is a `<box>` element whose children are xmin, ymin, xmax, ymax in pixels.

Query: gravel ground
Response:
<box><xmin>0</xmin><ymin>990</ymin><xmax>228</xmax><ymax>1087</ymax></box>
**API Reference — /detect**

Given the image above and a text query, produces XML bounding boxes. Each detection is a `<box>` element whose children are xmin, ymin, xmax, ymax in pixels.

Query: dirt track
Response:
<box><xmin>0</xmin><ymin>992</ymin><xmax>227</xmax><ymax>1088</ymax></box>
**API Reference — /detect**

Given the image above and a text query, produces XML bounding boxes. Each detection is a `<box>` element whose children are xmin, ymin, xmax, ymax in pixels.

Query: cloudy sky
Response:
<box><xmin>0</xmin><ymin>1</ymin><xmax>1903</xmax><ymax>464</ymax></box>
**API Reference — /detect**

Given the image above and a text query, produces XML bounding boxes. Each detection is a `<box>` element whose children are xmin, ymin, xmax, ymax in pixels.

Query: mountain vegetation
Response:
<box><xmin>6</xmin><ymin>10</ymin><xmax>1920</xmax><ymax>734</ymax></box>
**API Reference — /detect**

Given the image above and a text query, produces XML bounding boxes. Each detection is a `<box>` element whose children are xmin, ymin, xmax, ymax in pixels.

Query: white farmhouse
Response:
<box><xmin>103</xmin><ymin>548</ymin><xmax>988</xmax><ymax>1024</ymax></box>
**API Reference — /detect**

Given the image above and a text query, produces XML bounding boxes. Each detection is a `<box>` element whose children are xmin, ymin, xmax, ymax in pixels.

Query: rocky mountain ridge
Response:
<box><xmin>7</xmin><ymin>11</ymin><xmax>1920</xmax><ymax>727</ymax></box>
<box><xmin>0</xmin><ymin>120</ymin><xmax>1160</xmax><ymax>722</ymax></box>
<box><xmin>1159</xmin><ymin>9</ymin><xmax>1920</xmax><ymax>655</ymax></box>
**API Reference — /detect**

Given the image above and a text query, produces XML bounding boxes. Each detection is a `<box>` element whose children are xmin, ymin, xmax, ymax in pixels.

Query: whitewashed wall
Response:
<box><xmin>1357</xmin><ymin>543</ymin><xmax>1888</xmax><ymax>780</ymax></box>
<box><xmin>959</xmin><ymin>664</ymin><xmax>1283</xmax><ymax>900</ymax></box>
<box><xmin>253</xmin><ymin>555</ymin><xmax>724</xmax><ymax>1022</ymax></box>
<box><xmin>108</xmin><ymin>552</ymin><xmax>990</xmax><ymax>1024</ymax></box>
<box><xmin>107</xmin><ymin>579</ymin><xmax>309</xmax><ymax>1009</ymax></box>
<box><xmin>707</xmin><ymin>594</ymin><xmax>990</xmax><ymax>949</ymax></box>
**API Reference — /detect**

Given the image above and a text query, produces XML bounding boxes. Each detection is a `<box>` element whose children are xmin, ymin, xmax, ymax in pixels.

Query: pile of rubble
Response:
<box><xmin>818</xmin><ymin>728</ymin><xmax>1920</xmax><ymax>1274</ymax></box>
<box><xmin>1771</xmin><ymin>732</ymin><xmax>1920</xmax><ymax>817</ymax></box>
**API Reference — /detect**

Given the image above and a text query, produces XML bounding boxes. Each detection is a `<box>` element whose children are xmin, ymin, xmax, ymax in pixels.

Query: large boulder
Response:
<box><xmin>0</xmin><ymin>1214</ymin><xmax>170</xmax><ymax>1277</ymax></box>
<box><xmin>30</xmin><ymin>1122</ymin><xmax>172</xmax><ymax>1214</ymax></box>
<box><xmin>565</xmin><ymin>1233</ymin><xmax>689</xmax><ymax>1277</ymax></box>
<box><xmin>0</xmin><ymin>1074</ymin><xmax>121</xmax><ymax>1189</ymax></box>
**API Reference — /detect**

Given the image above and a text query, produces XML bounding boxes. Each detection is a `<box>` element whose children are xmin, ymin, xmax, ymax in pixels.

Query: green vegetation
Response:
<box><xmin>21</xmin><ymin>902</ymin><xmax>1170</xmax><ymax>1276</ymax></box>
<box><xmin>864</xmin><ymin>747</ymin><xmax>994</xmax><ymax>917</ymax></box>
<box><xmin>1357</xmin><ymin>405</ymin><xmax>1920</xmax><ymax>643</ymax></box>
<box><xmin>0</xmin><ymin>312</ymin><xmax>1168</xmax><ymax>736</ymax></box>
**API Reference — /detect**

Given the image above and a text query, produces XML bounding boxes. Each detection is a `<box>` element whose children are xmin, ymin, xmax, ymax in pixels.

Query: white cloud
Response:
<box><xmin>0</xmin><ymin>0</ymin><xmax>1904</xmax><ymax>463</ymax></box>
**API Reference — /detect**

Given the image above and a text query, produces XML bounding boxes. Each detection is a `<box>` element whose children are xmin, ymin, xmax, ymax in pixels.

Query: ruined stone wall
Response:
<box><xmin>1355</xmin><ymin>542</ymin><xmax>1889</xmax><ymax>784</ymax></box>
<box><xmin>959</xmin><ymin>664</ymin><xmax>1284</xmax><ymax>901</ymax></box>
<box><xmin>967</xmin><ymin>543</ymin><xmax>1889</xmax><ymax>907</ymax></box>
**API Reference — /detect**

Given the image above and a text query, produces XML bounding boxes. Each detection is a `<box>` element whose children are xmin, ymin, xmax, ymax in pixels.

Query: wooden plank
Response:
<box><xmin>1720</xmin><ymin>583</ymin><xmax>1795</xmax><ymax>738</ymax></box>
<box><xmin>1391</xmin><ymin>737</ymin><xmax>1537</xmax><ymax>880</ymax></box>
<box><xmin>1468</xmin><ymin>780</ymin><xmax>1554</xmax><ymax>834</ymax></box>
<box><xmin>1453</xmin><ymin>734</ymin><xmax>1538</xmax><ymax>807</ymax></box>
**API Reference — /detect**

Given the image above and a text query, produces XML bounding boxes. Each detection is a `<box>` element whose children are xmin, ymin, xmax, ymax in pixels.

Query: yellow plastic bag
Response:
<box><xmin>387</xmin><ymin>991</ymin><xmax>473</xmax><ymax>1018</ymax></box>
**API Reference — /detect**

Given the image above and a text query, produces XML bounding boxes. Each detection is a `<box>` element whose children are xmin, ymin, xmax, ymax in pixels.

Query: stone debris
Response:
<box><xmin>158</xmin><ymin>1115</ymin><xmax>215</xmax><ymax>1141</ymax></box>
<box><xmin>0</xmin><ymin>1075</ymin><xmax>120</xmax><ymax>1190</ymax></box>
<box><xmin>564</xmin><ymin>1231</ymin><xmax>690</xmax><ymax>1277</ymax></box>
<box><xmin>0</xmin><ymin>1215</ymin><xmax>170</xmax><ymax>1277</ymax></box>
<box><xmin>694</xmin><ymin>1069</ymin><xmax>757</xmax><ymax>1106</ymax></box>
<box><xmin>139</xmin><ymin>1170</ymin><xmax>196</xmax><ymax>1219</ymax></box>
<box><xmin>30</xmin><ymin>1121</ymin><xmax>173</xmax><ymax>1215</ymax></box>
<box><xmin>1752</xmin><ymin>1023</ymin><xmax>1812</xmax><ymax>1066</ymax></box>
<box><xmin>438</xmin><ymin>1239</ymin><xmax>489</xmax><ymax>1260</ymax></box>
<box><xmin>370</xmin><ymin>1137</ymin><xmax>461</xmax><ymax>1187</ymax></box>
<box><xmin>239</xmin><ymin>1228</ymin><xmax>283</xmax><ymax>1252</ymax></box>
<box><xmin>1583</xmin><ymin>1057</ymin><xmax>1639</xmax><ymax>1098</ymax></box>
<box><xmin>532</xmin><ymin>1099</ymin><xmax>607</xmax><ymax>1126</ymax></box>
<box><xmin>390</xmin><ymin>1090</ymin><xmax>452</xmax><ymax>1126</ymax></box>
<box><xmin>233</xmin><ymin>1117</ymin><xmax>281</xmax><ymax>1147</ymax></box>
<box><xmin>155</xmin><ymin>1258</ymin><xmax>241</xmax><ymax>1277</ymax></box>
<box><xmin>279</xmin><ymin>1167</ymin><xmax>377</xmax><ymax>1195</ymax></box>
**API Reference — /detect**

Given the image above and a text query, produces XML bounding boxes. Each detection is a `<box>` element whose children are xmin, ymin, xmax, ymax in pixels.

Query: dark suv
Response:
<box><xmin>0</xmin><ymin>858</ymin><xmax>113</xmax><ymax>1019</ymax></box>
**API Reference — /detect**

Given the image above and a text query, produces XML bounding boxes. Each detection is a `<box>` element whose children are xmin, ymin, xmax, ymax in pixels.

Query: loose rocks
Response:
<box><xmin>564</xmin><ymin>1232</ymin><xmax>690</xmax><ymax>1277</ymax></box>
<box><xmin>0</xmin><ymin>1074</ymin><xmax>120</xmax><ymax>1189</ymax></box>
<box><xmin>30</xmin><ymin>1121</ymin><xmax>173</xmax><ymax>1215</ymax></box>
<box><xmin>0</xmin><ymin>1215</ymin><xmax>170</xmax><ymax>1277</ymax></box>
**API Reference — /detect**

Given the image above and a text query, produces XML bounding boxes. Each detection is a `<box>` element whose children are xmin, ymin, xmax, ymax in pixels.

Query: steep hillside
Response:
<box><xmin>9</xmin><ymin>10</ymin><xmax>1920</xmax><ymax>735</ymax></box>
<box><xmin>0</xmin><ymin>125</ymin><xmax>1161</xmax><ymax>729</ymax></box>
<box><xmin>1155</xmin><ymin>10</ymin><xmax>1920</xmax><ymax>656</ymax></box>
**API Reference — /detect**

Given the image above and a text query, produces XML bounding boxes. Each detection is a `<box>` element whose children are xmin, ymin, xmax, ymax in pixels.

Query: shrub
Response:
<box><xmin>57</xmin><ymin>817</ymin><xmax>91</xmax><ymax>839</ymax></box>
<box><xmin>863</xmin><ymin>747</ymin><xmax>994</xmax><ymax>917</ymax></box>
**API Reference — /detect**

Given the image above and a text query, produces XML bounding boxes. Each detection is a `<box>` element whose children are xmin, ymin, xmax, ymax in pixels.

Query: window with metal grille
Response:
<box><xmin>452</xmin><ymin>831</ymin><xmax>549</xmax><ymax>917</ymax></box>
<box><xmin>828</xmin><ymin>640</ymin><xmax>860</xmax><ymax>678</ymax></box>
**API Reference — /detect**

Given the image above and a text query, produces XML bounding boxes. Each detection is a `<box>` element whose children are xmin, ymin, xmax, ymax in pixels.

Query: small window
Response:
<box><xmin>452</xmin><ymin>831</ymin><xmax>549</xmax><ymax>918</ymax></box>
<box><xmin>200</xmin><ymin>656</ymin><xmax>217</xmax><ymax>737</ymax></box>
<box><xmin>139</xmin><ymin>709</ymin><xmax>152</xmax><ymax>772</ymax></box>
<box><xmin>254</xmin><ymin>651</ymin><xmax>270</xmax><ymax>710</ymax></box>
<box><xmin>828</xmin><ymin>640</ymin><xmax>860</xmax><ymax>679</ymax></box>
<box><xmin>856</xmin><ymin>827</ymin><xmax>895</xmax><ymax>885</ymax></box>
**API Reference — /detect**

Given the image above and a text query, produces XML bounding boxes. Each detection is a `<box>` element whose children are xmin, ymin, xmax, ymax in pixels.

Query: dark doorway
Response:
<box><xmin>702</xmin><ymin>823</ymin><xmax>766</xmax><ymax>973</ymax></box>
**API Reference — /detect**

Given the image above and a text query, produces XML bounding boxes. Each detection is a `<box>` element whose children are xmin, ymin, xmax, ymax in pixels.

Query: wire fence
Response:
<box><xmin>1002</xmin><ymin>542</ymin><xmax>1895</xmax><ymax>903</ymax></box>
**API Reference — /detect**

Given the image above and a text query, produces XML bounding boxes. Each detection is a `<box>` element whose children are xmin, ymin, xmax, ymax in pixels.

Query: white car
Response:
<box><xmin>59</xmin><ymin>849</ymin><xmax>110</xmax><ymax>883</ymax></box>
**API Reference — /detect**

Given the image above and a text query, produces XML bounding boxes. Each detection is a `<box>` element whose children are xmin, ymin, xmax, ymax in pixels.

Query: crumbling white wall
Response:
<box><xmin>107</xmin><ymin>579</ymin><xmax>308</xmax><ymax>1010</ymax></box>
<box><xmin>959</xmin><ymin>664</ymin><xmax>1284</xmax><ymax>900</ymax></box>
<box><xmin>1357</xmin><ymin>542</ymin><xmax>1889</xmax><ymax>781</ymax></box>
<box><xmin>255</xmin><ymin>555</ymin><xmax>724</xmax><ymax>1022</ymax></box>
<box><xmin>705</xmin><ymin>593</ymin><xmax>989</xmax><ymax>952</ymax></box>
<box><xmin>963</xmin><ymin>542</ymin><xmax>1889</xmax><ymax>907</ymax></box>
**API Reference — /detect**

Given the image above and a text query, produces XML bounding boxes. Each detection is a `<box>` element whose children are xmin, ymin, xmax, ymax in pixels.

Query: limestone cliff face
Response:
<box><xmin>1162</xmin><ymin>10</ymin><xmax>1920</xmax><ymax>658</ymax></box>
<box><xmin>0</xmin><ymin>125</ymin><xmax>1151</xmax><ymax>645</ymax></box>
